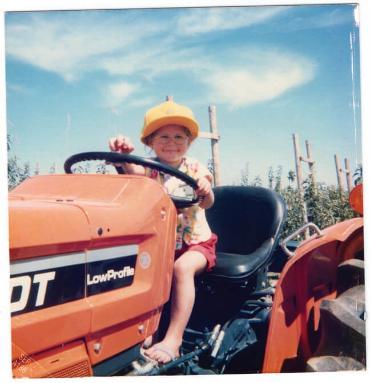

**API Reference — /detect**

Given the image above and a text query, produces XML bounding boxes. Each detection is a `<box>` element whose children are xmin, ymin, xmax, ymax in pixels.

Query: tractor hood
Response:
<box><xmin>9</xmin><ymin>174</ymin><xmax>176</xmax><ymax>260</ymax></box>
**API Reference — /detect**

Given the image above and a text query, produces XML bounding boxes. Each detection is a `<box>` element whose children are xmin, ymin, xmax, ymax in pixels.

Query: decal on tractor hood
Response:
<box><xmin>10</xmin><ymin>245</ymin><xmax>138</xmax><ymax>316</ymax></box>
<box><xmin>87</xmin><ymin>266</ymin><xmax>135</xmax><ymax>285</ymax></box>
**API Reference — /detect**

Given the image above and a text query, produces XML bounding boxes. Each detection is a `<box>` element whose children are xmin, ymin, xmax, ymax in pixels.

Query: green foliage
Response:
<box><xmin>8</xmin><ymin>158</ymin><xmax>31</xmax><ymax>190</ymax></box>
<box><xmin>240</xmin><ymin>163</ymin><xmax>263</xmax><ymax>187</ymax></box>
<box><xmin>7</xmin><ymin>135</ymin><xmax>31</xmax><ymax>190</ymax></box>
<box><xmin>303</xmin><ymin>180</ymin><xmax>355</xmax><ymax>228</ymax></box>
<box><xmin>279</xmin><ymin>186</ymin><xmax>306</xmax><ymax>239</ymax></box>
<box><xmin>97</xmin><ymin>163</ymin><xmax>107</xmax><ymax>174</ymax></box>
<box><xmin>239</xmin><ymin>165</ymin><xmax>358</xmax><ymax>240</ymax></box>
<box><xmin>354</xmin><ymin>164</ymin><xmax>362</xmax><ymax>185</ymax></box>
<box><xmin>240</xmin><ymin>163</ymin><xmax>250</xmax><ymax>186</ymax></box>
<box><xmin>252</xmin><ymin>175</ymin><xmax>262</xmax><ymax>187</ymax></box>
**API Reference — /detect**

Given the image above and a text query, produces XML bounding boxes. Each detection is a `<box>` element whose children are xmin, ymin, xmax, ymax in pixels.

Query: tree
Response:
<box><xmin>287</xmin><ymin>170</ymin><xmax>295</xmax><ymax>188</ymax></box>
<box><xmin>8</xmin><ymin>135</ymin><xmax>31</xmax><ymax>190</ymax></box>
<box><xmin>268</xmin><ymin>167</ymin><xmax>274</xmax><ymax>189</ymax></box>
<box><xmin>354</xmin><ymin>164</ymin><xmax>362</xmax><ymax>185</ymax></box>
<box><xmin>240</xmin><ymin>163</ymin><xmax>250</xmax><ymax>186</ymax></box>
<box><xmin>251</xmin><ymin>175</ymin><xmax>262</xmax><ymax>187</ymax></box>
<box><xmin>97</xmin><ymin>163</ymin><xmax>107</xmax><ymax>174</ymax></box>
<box><xmin>267</xmin><ymin>166</ymin><xmax>282</xmax><ymax>192</ymax></box>
<box><xmin>239</xmin><ymin>165</ymin><xmax>357</xmax><ymax>241</ymax></box>
<box><xmin>207</xmin><ymin>159</ymin><xmax>215</xmax><ymax>179</ymax></box>
<box><xmin>274</xmin><ymin>166</ymin><xmax>282</xmax><ymax>193</ymax></box>
<box><xmin>49</xmin><ymin>163</ymin><xmax>56</xmax><ymax>174</ymax></box>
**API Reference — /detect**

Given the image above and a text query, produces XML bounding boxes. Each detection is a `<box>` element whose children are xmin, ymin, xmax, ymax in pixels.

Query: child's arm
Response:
<box><xmin>196</xmin><ymin>176</ymin><xmax>214</xmax><ymax>209</ymax></box>
<box><xmin>108</xmin><ymin>135</ymin><xmax>145</xmax><ymax>175</ymax></box>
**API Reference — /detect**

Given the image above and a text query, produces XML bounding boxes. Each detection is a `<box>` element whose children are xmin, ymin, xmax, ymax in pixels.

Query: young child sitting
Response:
<box><xmin>108</xmin><ymin>100</ymin><xmax>217</xmax><ymax>364</ymax></box>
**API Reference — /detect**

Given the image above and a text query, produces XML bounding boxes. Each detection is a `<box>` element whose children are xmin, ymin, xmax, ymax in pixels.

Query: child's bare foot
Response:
<box><xmin>144</xmin><ymin>340</ymin><xmax>180</xmax><ymax>364</ymax></box>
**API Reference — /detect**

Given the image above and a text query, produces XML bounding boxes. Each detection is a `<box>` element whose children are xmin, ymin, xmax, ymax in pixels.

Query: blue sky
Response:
<box><xmin>5</xmin><ymin>3</ymin><xmax>362</xmax><ymax>186</ymax></box>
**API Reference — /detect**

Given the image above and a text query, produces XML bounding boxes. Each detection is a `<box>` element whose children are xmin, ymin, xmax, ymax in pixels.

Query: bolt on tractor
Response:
<box><xmin>9</xmin><ymin>152</ymin><xmax>365</xmax><ymax>377</ymax></box>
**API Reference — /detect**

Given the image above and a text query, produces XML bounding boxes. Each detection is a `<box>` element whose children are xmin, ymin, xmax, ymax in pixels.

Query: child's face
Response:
<box><xmin>150</xmin><ymin>125</ymin><xmax>190</xmax><ymax>166</ymax></box>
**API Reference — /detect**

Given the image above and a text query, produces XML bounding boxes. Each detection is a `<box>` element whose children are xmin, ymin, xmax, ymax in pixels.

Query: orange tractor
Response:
<box><xmin>9</xmin><ymin>152</ymin><xmax>365</xmax><ymax>377</ymax></box>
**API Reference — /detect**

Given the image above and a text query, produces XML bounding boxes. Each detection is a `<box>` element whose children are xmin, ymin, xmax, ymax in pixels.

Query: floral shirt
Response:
<box><xmin>145</xmin><ymin>157</ymin><xmax>213</xmax><ymax>249</ymax></box>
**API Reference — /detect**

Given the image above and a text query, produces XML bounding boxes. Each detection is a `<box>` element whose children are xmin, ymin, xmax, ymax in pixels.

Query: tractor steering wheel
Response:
<box><xmin>64</xmin><ymin>151</ymin><xmax>199</xmax><ymax>208</ymax></box>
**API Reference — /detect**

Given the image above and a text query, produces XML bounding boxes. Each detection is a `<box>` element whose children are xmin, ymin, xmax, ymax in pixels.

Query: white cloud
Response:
<box><xmin>312</xmin><ymin>7</ymin><xmax>355</xmax><ymax>28</ymax></box>
<box><xmin>128</xmin><ymin>97</ymin><xmax>157</xmax><ymax>108</ymax></box>
<box><xmin>5</xmin><ymin>9</ymin><xmax>316</xmax><ymax>110</ymax></box>
<box><xmin>5</xmin><ymin>12</ymin><xmax>163</xmax><ymax>81</ymax></box>
<box><xmin>105</xmin><ymin>81</ymin><xmax>138</xmax><ymax>112</ymax></box>
<box><xmin>281</xmin><ymin>6</ymin><xmax>356</xmax><ymax>32</ymax></box>
<box><xmin>202</xmin><ymin>51</ymin><xmax>316</xmax><ymax>108</ymax></box>
<box><xmin>5</xmin><ymin>8</ymin><xmax>289</xmax><ymax>82</ymax></box>
<box><xmin>176</xmin><ymin>6</ymin><xmax>288</xmax><ymax>35</ymax></box>
<box><xmin>7</xmin><ymin>83</ymin><xmax>29</xmax><ymax>94</ymax></box>
<box><xmin>100</xmin><ymin>45</ymin><xmax>210</xmax><ymax>79</ymax></box>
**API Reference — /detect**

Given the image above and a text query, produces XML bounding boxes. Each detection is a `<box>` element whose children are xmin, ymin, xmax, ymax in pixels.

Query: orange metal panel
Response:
<box><xmin>9</xmin><ymin>174</ymin><xmax>177</xmax><ymax>374</ymax></box>
<box><xmin>262</xmin><ymin>218</ymin><xmax>364</xmax><ymax>372</ymax></box>
<box><xmin>12</xmin><ymin>340</ymin><xmax>92</xmax><ymax>378</ymax></box>
<box><xmin>11</xmin><ymin>299</ymin><xmax>91</xmax><ymax>359</ymax></box>
<box><xmin>85</xmin><ymin>312</ymin><xmax>155</xmax><ymax>365</ymax></box>
<box><xmin>9</xmin><ymin>200</ymin><xmax>91</xmax><ymax>260</ymax></box>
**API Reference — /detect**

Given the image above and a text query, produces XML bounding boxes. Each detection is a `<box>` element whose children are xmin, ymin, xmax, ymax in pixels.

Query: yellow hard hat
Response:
<box><xmin>141</xmin><ymin>100</ymin><xmax>199</xmax><ymax>144</ymax></box>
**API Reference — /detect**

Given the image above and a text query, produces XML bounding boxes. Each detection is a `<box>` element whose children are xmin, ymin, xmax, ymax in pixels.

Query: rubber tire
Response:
<box><xmin>306</xmin><ymin>259</ymin><xmax>366</xmax><ymax>371</ymax></box>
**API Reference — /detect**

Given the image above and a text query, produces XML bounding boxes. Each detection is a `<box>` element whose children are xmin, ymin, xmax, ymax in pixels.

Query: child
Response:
<box><xmin>108</xmin><ymin>100</ymin><xmax>217</xmax><ymax>364</ymax></box>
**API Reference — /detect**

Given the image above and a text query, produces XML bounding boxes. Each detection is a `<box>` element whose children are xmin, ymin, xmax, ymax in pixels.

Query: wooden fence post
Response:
<box><xmin>344</xmin><ymin>158</ymin><xmax>353</xmax><ymax>192</ymax></box>
<box><xmin>334</xmin><ymin>154</ymin><xmax>344</xmax><ymax>201</ymax></box>
<box><xmin>292</xmin><ymin>134</ymin><xmax>309</xmax><ymax>237</ymax></box>
<box><xmin>305</xmin><ymin>140</ymin><xmax>316</xmax><ymax>192</ymax></box>
<box><xmin>207</xmin><ymin>105</ymin><xmax>221</xmax><ymax>186</ymax></box>
<box><xmin>165</xmin><ymin>96</ymin><xmax>221</xmax><ymax>186</ymax></box>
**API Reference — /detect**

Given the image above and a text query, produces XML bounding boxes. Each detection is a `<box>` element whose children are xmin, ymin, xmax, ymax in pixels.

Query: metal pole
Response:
<box><xmin>208</xmin><ymin>105</ymin><xmax>221</xmax><ymax>186</ymax></box>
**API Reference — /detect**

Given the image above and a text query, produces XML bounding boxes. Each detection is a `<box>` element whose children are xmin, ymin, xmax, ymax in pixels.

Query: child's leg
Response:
<box><xmin>144</xmin><ymin>250</ymin><xmax>207</xmax><ymax>363</ymax></box>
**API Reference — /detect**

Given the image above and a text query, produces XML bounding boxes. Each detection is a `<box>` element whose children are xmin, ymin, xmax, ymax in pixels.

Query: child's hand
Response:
<box><xmin>196</xmin><ymin>177</ymin><xmax>214</xmax><ymax>209</ymax></box>
<box><xmin>108</xmin><ymin>135</ymin><xmax>143</xmax><ymax>174</ymax></box>
<box><xmin>196</xmin><ymin>177</ymin><xmax>212</xmax><ymax>198</ymax></box>
<box><xmin>109</xmin><ymin>135</ymin><xmax>135</xmax><ymax>154</ymax></box>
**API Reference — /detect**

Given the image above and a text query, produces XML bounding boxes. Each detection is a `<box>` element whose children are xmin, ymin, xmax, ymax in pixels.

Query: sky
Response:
<box><xmin>4</xmin><ymin>2</ymin><xmax>362</xmax><ymax>187</ymax></box>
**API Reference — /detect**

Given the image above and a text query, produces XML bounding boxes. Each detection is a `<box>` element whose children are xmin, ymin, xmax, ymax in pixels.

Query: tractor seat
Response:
<box><xmin>205</xmin><ymin>186</ymin><xmax>286</xmax><ymax>284</ymax></box>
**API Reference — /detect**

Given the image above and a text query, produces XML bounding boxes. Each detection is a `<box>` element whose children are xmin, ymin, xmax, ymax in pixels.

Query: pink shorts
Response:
<box><xmin>175</xmin><ymin>233</ymin><xmax>218</xmax><ymax>272</ymax></box>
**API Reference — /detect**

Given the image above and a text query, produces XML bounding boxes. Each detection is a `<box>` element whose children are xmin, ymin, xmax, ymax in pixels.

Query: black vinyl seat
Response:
<box><xmin>205</xmin><ymin>186</ymin><xmax>286</xmax><ymax>284</ymax></box>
